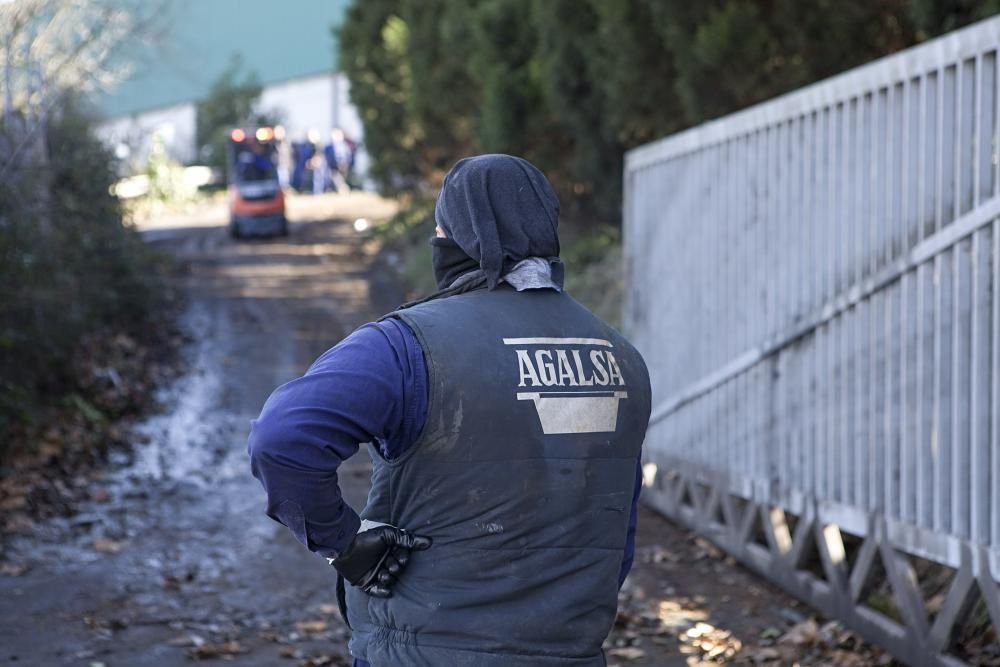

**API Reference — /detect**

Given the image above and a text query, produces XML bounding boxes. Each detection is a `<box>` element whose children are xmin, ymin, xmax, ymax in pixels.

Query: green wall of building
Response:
<box><xmin>99</xmin><ymin>0</ymin><xmax>349</xmax><ymax>118</ymax></box>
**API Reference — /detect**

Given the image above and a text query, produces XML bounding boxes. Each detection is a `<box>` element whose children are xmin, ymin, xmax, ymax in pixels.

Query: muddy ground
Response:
<box><xmin>0</xmin><ymin>193</ymin><xmax>888</xmax><ymax>666</ymax></box>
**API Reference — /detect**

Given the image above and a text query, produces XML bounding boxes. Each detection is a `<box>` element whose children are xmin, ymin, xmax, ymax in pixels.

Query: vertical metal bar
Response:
<box><xmin>960</xmin><ymin>58</ymin><xmax>976</xmax><ymax>215</ymax></box>
<box><xmin>834</xmin><ymin>104</ymin><xmax>844</xmax><ymax>501</ymax></box>
<box><xmin>704</xmin><ymin>146</ymin><xmax>712</xmax><ymax>386</ymax></box>
<box><xmin>721</xmin><ymin>141</ymin><xmax>732</xmax><ymax>482</ymax></box>
<box><xmin>970</xmin><ymin>54</ymin><xmax>990</xmax><ymax>545</ymax></box>
<box><xmin>793</xmin><ymin>116</ymin><xmax>804</xmax><ymax>492</ymax></box>
<box><xmin>996</xmin><ymin>48</ymin><xmax>1000</xmax><ymax>196</ymax></box>
<box><xmin>992</xmin><ymin>49</ymin><xmax>1000</xmax><ymax>550</ymax></box>
<box><xmin>937</xmin><ymin>66</ymin><xmax>947</xmax><ymax>235</ymax></box>
<box><xmin>971</xmin><ymin>229</ymin><xmax>991</xmax><ymax>544</ymax></box>
<box><xmin>916</xmin><ymin>259</ymin><xmax>930</xmax><ymax>528</ymax></box>
<box><xmin>932</xmin><ymin>66</ymin><xmax>948</xmax><ymax>531</ymax></box>
<box><xmin>918</xmin><ymin>70</ymin><xmax>938</xmax><ymax>528</ymax></box>
<box><xmin>842</xmin><ymin>103</ymin><xmax>854</xmax><ymax>504</ymax></box>
<box><xmin>992</xmin><ymin>219</ymin><xmax>1000</xmax><ymax>548</ymax></box>
<box><xmin>974</xmin><ymin>55</ymin><xmax>984</xmax><ymax>206</ymax></box>
<box><xmin>933</xmin><ymin>248</ymin><xmax>950</xmax><ymax>532</ymax></box>
<box><xmin>742</xmin><ymin>133</ymin><xmax>751</xmax><ymax>418</ymax></box>
<box><xmin>951</xmin><ymin>58</ymin><xmax>972</xmax><ymax>538</ymax></box>
<box><xmin>885</xmin><ymin>282</ymin><xmax>897</xmax><ymax>517</ymax></box>
<box><xmin>855</xmin><ymin>93</ymin><xmax>870</xmax><ymax>510</ymax></box>
<box><xmin>924</xmin><ymin>70</ymin><xmax>938</xmax><ymax>241</ymax></box>
<box><xmin>814</xmin><ymin>111</ymin><xmax>825</xmax><ymax>498</ymax></box>
<box><xmin>885</xmin><ymin>84</ymin><xmax>899</xmax><ymax>518</ymax></box>
<box><xmin>697</xmin><ymin>147</ymin><xmax>707</xmax><ymax>469</ymax></box>
<box><xmin>900</xmin><ymin>268</ymin><xmax>911</xmax><ymax>522</ymax></box>
<box><xmin>849</xmin><ymin>113</ymin><xmax>860</xmax><ymax>506</ymax></box>
<box><xmin>913</xmin><ymin>74</ymin><xmax>930</xmax><ymax>528</ymax></box>
<box><xmin>951</xmin><ymin>239</ymin><xmax>971</xmax><ymax>540</ymax></box>
<box><xmin>807</xmin><ymin>112</ymin><xmax>818</xmax><ymax>498</ymax></box>
<box><xmin>944</xmin><ymin>64</ymin><xmax>958</xmax><ymax>228</ymax></box>
<box><xmin>900</xmin><ymin>77</ymin><xmax>915</xmax><ymax>523</ymax></box>
<box><xmin>747</xmin><ymin>132</ymin><xmax>757</xmax><ymax>481</ymax></box>
<box><xmin>783</xmin><ymin>120</ymin><xmax>793</xmax><ymax>494</ymax></box>
<box><xmin>918</xmin><ymin>71</ymin><xmax>929</xmax><ymax>243</ymax></box>
<box><xmin>871</xmin><ymin>287</ymin><xmax>883</xmax><ymax>512</ymax></box>
<box><xmin>871</xmin><ymin>86</ymin><xmax>886</xmax><ymax>511</ymax></box>
<box><xmin>845</xmin><ymin>98</ymin><xmax>857</xmax><ymax>506</ymax></box>
<box><xmin>772</xmin><ymin>124</ymin><xmax>783</xmax><ymax>494</ymax></box>
<box><xmin>740</xmin><ymin>135</ymin><xmax>750</xmax><ymax>481</ymax></box>
<box><xmin>829</xmin><ymin>104</ymin><xmax>841</xmax><ymax>503</ymax></box>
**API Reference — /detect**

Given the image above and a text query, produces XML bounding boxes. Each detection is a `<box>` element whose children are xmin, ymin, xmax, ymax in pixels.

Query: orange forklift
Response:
<box><xmin>226</xmin><ymin>127</ymin><xmax>287</xmax><ymax>238</ymax></box>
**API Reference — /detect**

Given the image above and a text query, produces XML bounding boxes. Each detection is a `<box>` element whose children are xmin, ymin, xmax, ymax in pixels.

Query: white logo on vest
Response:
<box><xmin>503</xmin><ymin>337</ymin><xmax>628</xmax><ymax>434</ymax></box>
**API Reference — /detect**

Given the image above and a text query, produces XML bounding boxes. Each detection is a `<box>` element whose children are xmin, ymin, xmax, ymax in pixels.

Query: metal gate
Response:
<box><xmin>624</xmin><ymin>17</ymin><xmax>1000</xmax><ymax>666</ymax></box>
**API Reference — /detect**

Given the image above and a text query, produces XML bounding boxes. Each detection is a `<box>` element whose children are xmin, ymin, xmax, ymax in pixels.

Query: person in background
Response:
<box><xmin>248</xmin><ymin>154</ymin><xmax>651</xmax><ymax>667</ymax></box>
<box><xmin>308</xmin><ymin>128</ymin><xmax>328</xmax><ymax>195</ymax></box>
<box><xmin>290</xmin><ymin>137</ymin><xmax>314</xmax><ymax>193</ymax></box>
<box><xmin>330</xmin><ymin>128</ymin><xmax>354</xmax><ymax>191</ymax></box>
<box><xmin>274</xmin><ymin>126</ymin><xmax>292</xmax><ymax>189</ymax></box>
<box><xmin>324</xmin><ymin>134</ymin><xmax>345</xmax><ymax>193</ymax></box>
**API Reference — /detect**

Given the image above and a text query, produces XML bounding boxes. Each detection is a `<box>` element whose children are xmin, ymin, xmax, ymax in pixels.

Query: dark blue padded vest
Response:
<box><xmin>347</xmin><ymin>285</ymin><xmax>651</xmax><ymax>667</ymax></box>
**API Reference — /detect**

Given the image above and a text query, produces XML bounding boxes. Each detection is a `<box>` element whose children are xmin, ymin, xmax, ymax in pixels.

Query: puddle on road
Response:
<box><xmin>4</xmin><ymin>300</ymin><xmax>260</xmax><ymax>568</ymax></box>
<box><xmin>127</xmin><ymin>301</ymin><xmax>245</xmax><ymax>485</ymax></box>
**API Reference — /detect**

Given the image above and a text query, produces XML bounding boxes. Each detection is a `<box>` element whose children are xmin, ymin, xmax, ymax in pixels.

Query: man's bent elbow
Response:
<box><xmin>247</xmin><ymin>418</ymin><xmax>282</xmax><ymax>474</ymax></box>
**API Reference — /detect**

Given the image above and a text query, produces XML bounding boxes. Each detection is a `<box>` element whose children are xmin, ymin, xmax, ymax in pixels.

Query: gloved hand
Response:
<box><xmin>330</xmin><ymin>524</ymin><xmax>432</xmax><ymax>598</ymax></box>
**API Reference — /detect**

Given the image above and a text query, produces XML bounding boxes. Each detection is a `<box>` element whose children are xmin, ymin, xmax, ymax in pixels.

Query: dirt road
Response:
<box><xmin>0</xmin><ymin>194</ymin><xmax>886</xmax><ymax>666</ymax></box>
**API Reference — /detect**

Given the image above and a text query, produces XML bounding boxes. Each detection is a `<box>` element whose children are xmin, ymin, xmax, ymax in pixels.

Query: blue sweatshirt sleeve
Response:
<box><xmin>618</xmin><ymin>460</ymin><xmax>642</xmax><ymax>587</ymax></box>
<box><xmin>247</xmin><ymin>319</ymin><xmax>426</xmax><ymax>558</ymax></box>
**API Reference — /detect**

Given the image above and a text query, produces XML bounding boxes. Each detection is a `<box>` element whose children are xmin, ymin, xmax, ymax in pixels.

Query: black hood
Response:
<box><xmin>434</xmin><ymin>154</ymin><xmax>561</xmax><ymax>290</ymax></box>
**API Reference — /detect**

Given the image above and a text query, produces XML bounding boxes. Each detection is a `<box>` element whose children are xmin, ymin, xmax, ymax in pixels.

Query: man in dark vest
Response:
<box><xmin>248</xmin><ymin>154</ymin><xmax>651</xmax><ymax>666</ymax></box>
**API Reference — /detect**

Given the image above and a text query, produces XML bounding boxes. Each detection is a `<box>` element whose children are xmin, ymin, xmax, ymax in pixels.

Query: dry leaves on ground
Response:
<box><xmin>294</xmin><ymin>620</ymin><xmax>329</xmax><ymax>634</ymax></box>
<box><xmin>92</xmin><ymin>537</ymin><xmax>126</xmax><ymax>553</ymax></box>
<box><xmin>189</xmin><ymin>639</ymin><xmax>246</xmax><ymax>660</ymax></box>
<box><xmin>738</xmin><ymin>618</ymin><xmax>893</xmax><ymax>665</ymax></box>
<box><xmin>0</xmin><ymin>562</ymin><xmax>29</xmax><ymax>576</ymax></box>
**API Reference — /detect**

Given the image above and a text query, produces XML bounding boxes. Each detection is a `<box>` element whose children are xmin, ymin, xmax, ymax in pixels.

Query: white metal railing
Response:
<box><xmin>624</xmin><ymin>16</ymin><xmax>1000</xmax><ymax>666</ymax></box>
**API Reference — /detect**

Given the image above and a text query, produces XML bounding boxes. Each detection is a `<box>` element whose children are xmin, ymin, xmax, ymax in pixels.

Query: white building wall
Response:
<box><xmin>97</xmin><ymin>102</ymin><xmax>197</xmax><ymax>167</ymax></box>
<box><xmin>259</xmin><ymin>72</ymin><xmax>362</xmax><ymax>143</ymax></box>
<box><xmin>98</xmin><ymin>72</ymin><xmax>366</xmax><ymax>176</ymax></box>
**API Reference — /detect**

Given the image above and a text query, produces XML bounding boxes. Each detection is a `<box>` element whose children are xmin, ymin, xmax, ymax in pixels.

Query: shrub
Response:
<box><xmin>0</xmin><ymin>99</ymin><xmax>169</xmax><ymax>459</ymax></box>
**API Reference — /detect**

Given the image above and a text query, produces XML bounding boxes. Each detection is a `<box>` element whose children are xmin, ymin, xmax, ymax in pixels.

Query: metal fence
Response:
<box><xmin>624</xmin><ymin>17</ymin><xmax>1000</xmax><ymax>666</ymax></box>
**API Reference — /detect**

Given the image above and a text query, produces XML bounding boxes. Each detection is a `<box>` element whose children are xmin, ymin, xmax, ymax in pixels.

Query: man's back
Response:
<box><xmin>347</xmin><ymin>286</ymin><xmax>651</xmax><ymax>667</ymax></box>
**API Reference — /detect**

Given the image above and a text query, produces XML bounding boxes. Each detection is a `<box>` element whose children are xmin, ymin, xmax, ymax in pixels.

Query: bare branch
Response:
<box><xmin>0</xmin><ymin>0</ymin><xmax>171</xmax><ymax>180</ymax></box>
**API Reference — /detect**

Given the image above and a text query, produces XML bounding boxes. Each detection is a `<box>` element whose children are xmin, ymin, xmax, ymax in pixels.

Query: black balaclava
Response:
<box><xmin>430</xmin><ymin>237</ymin><xmax>479</xmax><ymax>290</ymax></box>
<box><xmin>431</xmin><ymin>154</ymin><xmax>562</xmax><ymax>291</ymax></box>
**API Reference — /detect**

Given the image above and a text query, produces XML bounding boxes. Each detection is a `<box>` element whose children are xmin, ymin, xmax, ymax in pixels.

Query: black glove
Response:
<box><xmin>331</xmin><ymin>525</ymin><xmax>432</xmax><ymax>598</ymax></box>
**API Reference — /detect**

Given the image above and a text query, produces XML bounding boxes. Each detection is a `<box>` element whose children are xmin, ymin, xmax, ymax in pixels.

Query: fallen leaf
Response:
<box><xmin>167</xmin><ymin>633</ymin><xmax>204</xmax><ymax>647</ymax></box>
<box><xmin>741</xmin><ymin>646</ymin><xmax>781</xmax><ymax>663</ymax></box>
<box><xmin>0</xmin><ymin>563</ymin><xmax>29</xmax><ymax>576</ymax></box>
<box><xmin>779</xmin><ymin>618</ymin><xmax>819</xmax><ymax>646</ymax></box>
<box><xmin>299</xmin><ymin>655</ymin><xmax>340</xmax><ymax>666</ymax></box>
<box><xmin>685</xmin><ymin>622</ymin><xmax>715</xmax><ymax>639</ymax></box>
<box><xmin>0</xmin><ymin>494</ymin><xmax>27</xmax><ymax>511</ymax></box>
<box><xmin>189</xmin><ymin>640</ymin><xmax>245</xmax><ymax>659</ymax></box>
<box><xmin>295</xmin><ymin>620</ymin><xmax>328</xmax><ymax>634</ymax></box>
<box><xmin>93</xmin><ymin>537</ymin><xmax>125</xmax><ymax>553</ymax></box>
<box><xmin>608</xmin><ymin>647</ymin><xmax>646</xmax><ymax>660</ymax></box>
<box><xmin>827</xmin><ymin>648</ymin><xmax>871</xmax><ymax>666</ymax></box>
